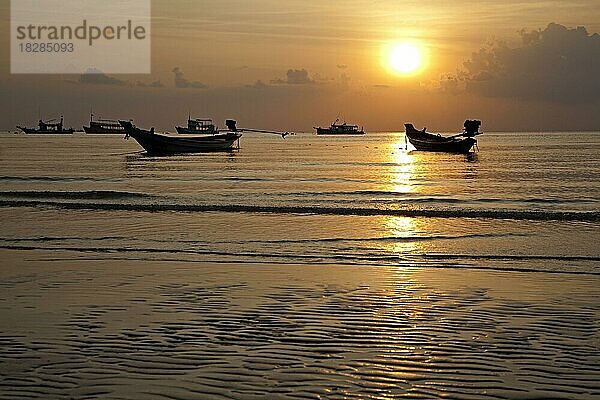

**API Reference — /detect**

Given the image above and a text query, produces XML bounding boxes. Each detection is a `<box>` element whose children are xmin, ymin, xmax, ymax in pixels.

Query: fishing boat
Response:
<box><xmin>17</xmin><ymin>116</ymin><xmax>75</xmax><ymax>134</ymax></box>
<box><xmin>314</xmin><ymin>118</ymin><xmax>365</xmax><ymax>135</ymax></box>
<box><xmin>120</xmin><ymin>120</ymin><xmax>289</xmax><ymax>155</ymax></box>
<box><xmin>83</xmin><ymin>113</ymin><xmax>126</xmax><ymax>134</ymax></box>
<box><xmin>175</xmin><ymin>116</ymin><xmax>217</xmax><ymax>134</ymax></box>
<box><xmin>404</xmin><ymin>120</ymin><xmax>482</xmax><ymax>153</ymax></box>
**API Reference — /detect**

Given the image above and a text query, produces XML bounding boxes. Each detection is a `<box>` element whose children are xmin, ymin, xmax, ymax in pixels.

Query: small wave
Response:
<box><xmin>248</xmin><ymin>232</ymin><xmax>529</xmax><ymax>244</ymax></box>
<box><xmin>341</xmin><ymin>191</ymin><xmax>598</xmax><ymax>204</ymax></box>
<box><xmin>414</xmin><ymin>253</ymin><xmax>600</xmax><ymax>262</ymax></box>
<box><xmin>0</xmin><ymin>235</ymin><xmax>127</xmax><ymax>242</ymax></box>
<box><xmin>220</xmin><ymin>176</ymin><xmax>273</xmax><ymax>182</ymax></box>
<box><xmin>1</xmin><ymin>244</ymin><xmax>599</xmax><ymax>275</ymax></box>
<box><xmin>521</xmin><ymin>197</ymin><xmax>598</xmax><ymax>204</ymax></box>
<box><xmin>1</xmin><ymin>199</ymin><xmax>598</xmax><ymax>222</ymax></box>
<box><xmin>0</xmin><ymin>190</ymin><xmax>154</xmax><ymax>200</ymax></box>
<box><xmin>0</xmin><ymin>175</ymin><xmax>116</xmax><ymax>182</ymax></box>
<box><xmin>0</xmin><ymin>233</ymin><xmax>526</xmax><ymax>248</ymax></box>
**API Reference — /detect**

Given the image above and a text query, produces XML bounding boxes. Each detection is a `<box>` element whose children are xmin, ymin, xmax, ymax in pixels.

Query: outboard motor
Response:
<box><xmin>225</xmin><ymin>119</ymin><xmax>237</xmax><ymax>132</ymax></box>
<box><xmin>463</xmin><ymin>120</ymin><xmax>481</xmax><ymax>137</ymax></box>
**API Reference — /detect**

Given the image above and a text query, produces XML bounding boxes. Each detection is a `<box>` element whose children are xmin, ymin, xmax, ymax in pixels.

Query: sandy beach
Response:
<box><xmin>1</xmin><ymin>249</ymin><xmax>598</xmax><ymax>399</ymax></box>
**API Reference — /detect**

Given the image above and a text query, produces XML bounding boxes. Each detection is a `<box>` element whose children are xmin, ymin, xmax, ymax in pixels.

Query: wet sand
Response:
<box><xmin>1</xmin><ymin>249</ymin><xmax>599</xmax><ymax>399</ymax></box>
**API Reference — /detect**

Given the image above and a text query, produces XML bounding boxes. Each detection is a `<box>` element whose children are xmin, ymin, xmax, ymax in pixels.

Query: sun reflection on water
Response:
<box><xmin>385</xmin><ymin>216</ymin><xmax>421</xmax><ymax>254</ymax></box>
<box><xmin>383</xmin><ymin>140</ymin><xmax>427</xmax><ymax>256</ymax></box>
<box><xmin>388</xmin><ymin>145</ymin><xmax>417</xmax><ymax>194</ymax></box>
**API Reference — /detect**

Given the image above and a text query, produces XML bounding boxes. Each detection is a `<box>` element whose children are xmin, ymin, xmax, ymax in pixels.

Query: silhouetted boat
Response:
<box><xmin>176</xmin><ymin>116</ymin><xmax>217</xmax><ymax>134</ymax></box>
<box><xmin>404</xmin><ymin>120</ymin><xmax>482</xmax><ymax>153</ymax></box>
<box><xmin>120</xmin><ymin>120</ymin><xmax>289</xmax><ymax>155</ymax></box>
<box><xmin>17</xmin><ymin>116</ymin><xmax>75</xmax><ymax>134</ymax></box>
<box><xmin>314</xmin><ymin>118</ymin><xmax>365</xmax><ymax>135</ymax></box>
<box><xmin>84</xmin><ymin>113</ymin><xmax>126</xmax><ymax>134</ymax></box>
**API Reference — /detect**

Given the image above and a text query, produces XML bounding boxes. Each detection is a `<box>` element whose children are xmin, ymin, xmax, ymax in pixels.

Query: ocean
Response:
<box><xmin>1</xmin><ymin>131</ymin><xmax>599</xmax><ymax>274</ymax></box>
<box><xmin>1</xmin><ymin>131</ymin><xmax>599</xmax><ymax>399</ymax></box>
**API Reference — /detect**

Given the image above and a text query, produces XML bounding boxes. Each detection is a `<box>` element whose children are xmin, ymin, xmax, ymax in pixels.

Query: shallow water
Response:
<box><xmin>1</xmin><ymin>131</ymin><xmax>600</xmax><ymax>399</ymax></box>
<box><xmin>1</xmin><ymin>131</ymin><xmax>599</xmax><ymax>274</ymax></box>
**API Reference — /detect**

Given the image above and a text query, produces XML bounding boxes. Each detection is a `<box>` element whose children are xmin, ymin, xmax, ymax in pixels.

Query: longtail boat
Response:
<box><xmin>404</xmin><ymin>120</ymin><xmax>482</xmax><ymax>153</ymax></box>
<box><xmin>120</xmin><ymin>120</ymin><xmax>289</xmax><ymax>155</ymax></box>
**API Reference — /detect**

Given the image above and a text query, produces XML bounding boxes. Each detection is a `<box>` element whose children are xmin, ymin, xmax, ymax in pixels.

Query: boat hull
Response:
<box><xmin>121</xmin><ymin>121</ymin><xmax>241</xmax><ymax>155</ymax></box>
<box><xmin>175</xmin><ymin>126</ymin><xmax>217</xmax><ymax>135</ymax></box>
<box><xmin>405</xmin><ymin>124</ymin><xmax>477</xmax><ymax>153</ymax></box>
<box><xmin>315</xmin><ymin>127</ymin><xmax>365</xmax><ymax>135</ymax></box>
<box><xmin>83</xmin><ymin>126</ymin><xmax>124</xmax><ymax>134</ymax></box>
<box><xmin>17</xmin><ymin>126</ymin><xmax>74</xmax><ymax>134</ymax></box>
<box><xmin>407</xmin><ymin>136</ymin><xmax>476</xmax><ymax>153</ymax></box>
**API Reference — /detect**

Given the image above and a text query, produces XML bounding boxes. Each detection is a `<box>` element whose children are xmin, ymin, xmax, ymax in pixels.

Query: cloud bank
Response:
<box><xmin>272</xmin><ymin>68</ymin><xmax>314</xmax><ymax>85</ymax></box>
<box><xmin>448</xmin><ymin>23</ymin><xmax>600</xmax><ymax>103</ymax></box>
<box><xmin>136</xmin><ymin>80</ymin><xmax>164</xmax><ymax>88</ymax></box>
<box><xmin>172</xmin><ymin>67</ymin><xmax>208</xmax><ymax>89</ymax></box>
<box><xmin>79</xmin><ymin>68</ymin><xmax>126</xmax><ymax>86</ymax></box>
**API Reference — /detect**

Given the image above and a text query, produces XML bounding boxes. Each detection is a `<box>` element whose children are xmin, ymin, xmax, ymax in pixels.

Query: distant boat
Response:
<box><xmin>314</xmin><ymin>118</ymin><xmax>365</xmax><ymax>135</ymax></box>
<box><xmin>176</xmin><ymin>116</ymin><xmax>217</xmax><ymax>135</ymax></box>
<box><xmin>404</xmin><ymin>120</ymin><xmax>482</xmax><ymax>153</ymax></box>
<box><xmin>120</xmin><ymin>119</ymin><xmax>289</xmax><ymax>155</ymax></box>
<box><xmin>17</xmin><ymin>116</ymin><xmax>75</xmax><ymax>134</ymax></box>
<box><xmin>83</xmin><ymin>113</ymin><xmax>126</xmax><ymax>134</ymax></box>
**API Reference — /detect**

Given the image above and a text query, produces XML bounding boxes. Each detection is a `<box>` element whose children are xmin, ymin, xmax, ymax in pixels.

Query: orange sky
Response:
<box><xmin>1</xmin><ymin>0</ymin><xmax>599</xmax><ymax>132</ymax></box>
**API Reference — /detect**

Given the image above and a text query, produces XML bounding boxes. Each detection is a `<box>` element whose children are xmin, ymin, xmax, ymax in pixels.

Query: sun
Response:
<box><xmin>384</xmin><ymin>42</ymin><xmax>424</xmax><ymax>75</ymax></box>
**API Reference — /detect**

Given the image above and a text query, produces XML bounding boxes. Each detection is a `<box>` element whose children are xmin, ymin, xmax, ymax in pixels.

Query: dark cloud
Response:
<box><xmin>287</xmin><ymin>68</ymin><xmax>313</xmax><ymax>84</ymax></box>
<box><xmin>272</xmin><ymin>68</ymin><xmax>314</xmax><ymax>85</ymax></box>
<box><xmin>451</xmin><ymin>23</ymin><xmax>600</xmax><ymax>103</ymax></box>
<box><xmin>136</xmin><ymin>80</ymin><xmax>164</xmax><ymax>88</ymax></box>
<box><xmin>172</xmin><ymin>67</ymin><xmax>208</xmax><ymax>89</ymax></box>
<box><xmin>149</xmin><ymin>80</ymin><xmax>165</xmax><ymax>88</ymax></box>
<box><xmin>246</xmin><ymin>79</ymin><xmax>269</xmax><ymax>89</ymax></box>
<box><xmin>437</xmin><ymin>73</ymin><xmax>466</xmax><ymax>95</ymax></box>
<box><xmin>79</xmin><ymin>68</ymin><xmax>126</xmax><ymax>86</ymax></box>
<box><xmin>337</xmin><ymin>64</ymin><xmax>348</xmax><ymax>70</ymax></box>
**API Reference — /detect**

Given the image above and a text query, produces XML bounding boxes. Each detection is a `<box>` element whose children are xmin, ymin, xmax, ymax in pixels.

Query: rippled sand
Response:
<box><xmin>1</xmin><ymin>249</ymin><xmax>599</xmax><ymax>399</ymax></box>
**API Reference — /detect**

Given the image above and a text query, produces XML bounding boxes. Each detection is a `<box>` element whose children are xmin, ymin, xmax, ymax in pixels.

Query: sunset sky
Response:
<box><xmin>1</xmin><ymin>0</ymin><xmax>599</xmax><ymax>132</ymax></box>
